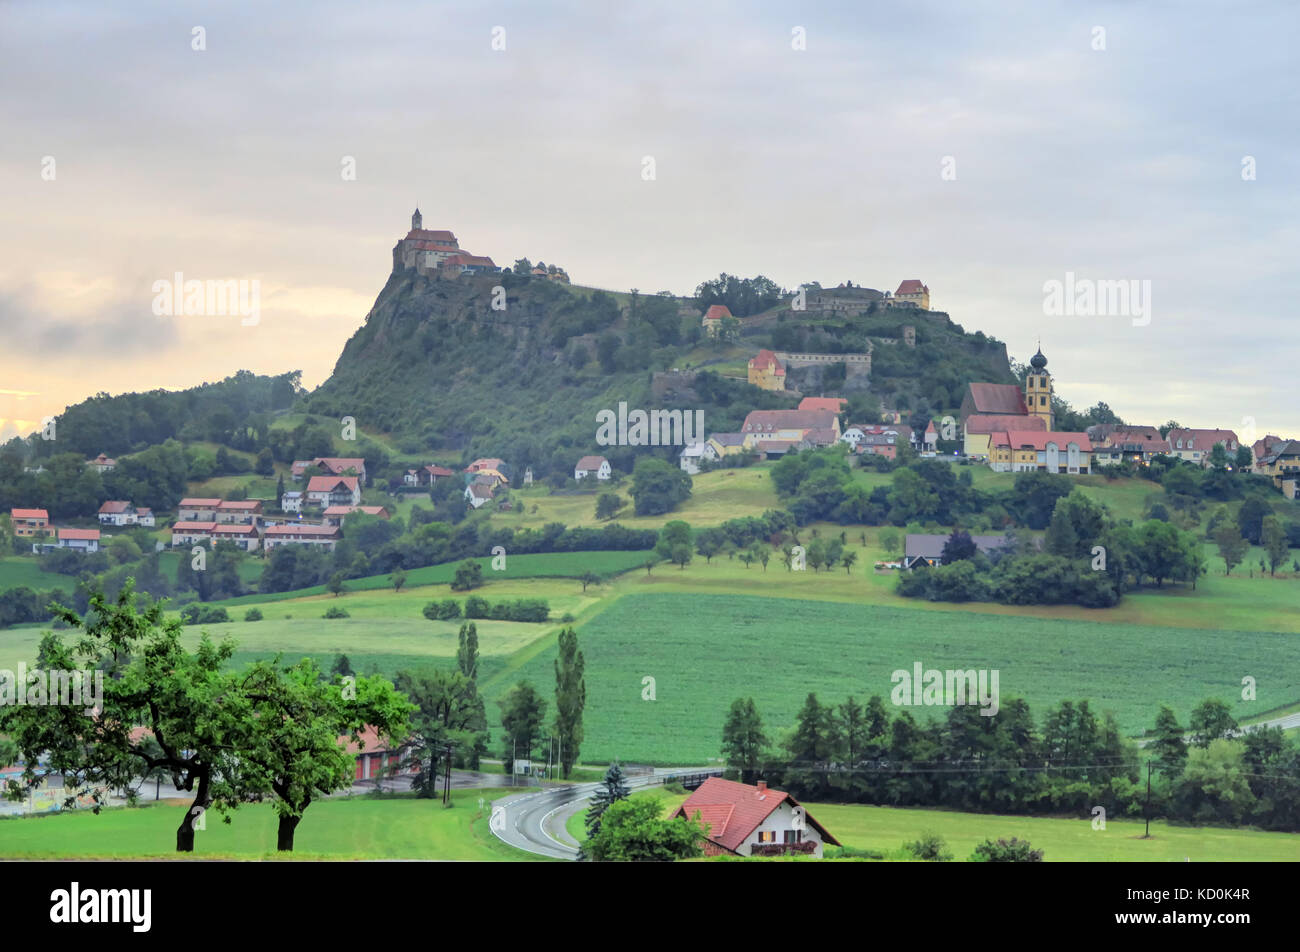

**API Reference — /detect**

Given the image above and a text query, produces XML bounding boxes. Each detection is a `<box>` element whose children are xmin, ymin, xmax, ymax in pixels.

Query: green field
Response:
<box><xmin>0</xmin><ymin>557</ymin><xmax>71</xmax><ymax>591</ymax></box>
<box><xmin>0</xmin><ymin>789</ymin><xmax>548</xmax><ymax>860</ymax></box>
<box><xmin>493</xmin><ymin>592</ymin><xmax>1300</xmax><ymax>763</ymax></box>
<box><xmin>567</xmin><ymin>788</ymin><xmax>1300</xmax><ymax>861</ymax></box>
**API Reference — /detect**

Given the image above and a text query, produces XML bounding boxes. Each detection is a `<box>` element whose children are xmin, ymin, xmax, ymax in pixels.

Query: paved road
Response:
<box><xmin>491</xmin><ymin>768</ymin><xmax>716</xmax><ymax>860</ymax></box>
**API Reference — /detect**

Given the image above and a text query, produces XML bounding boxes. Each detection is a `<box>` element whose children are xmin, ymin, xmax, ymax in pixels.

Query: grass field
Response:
<box><xmin>0</xmin><ymin>557</ymin><xmax>71</xmax><ymax>590</ymax></box>
<box><xmin>565</xmin><ymin>788</ymin><xmax>1300</xmax><ymax>861</ymax></box>
<box><xmin>0</xmin><ymin>788</ymin><xmax>549</xmax><ymax>860</ymax></box>
<box><xmin>492</xmin><ymin>592</ymin><xmax>1300</xmax><ymax>763</ymax></box>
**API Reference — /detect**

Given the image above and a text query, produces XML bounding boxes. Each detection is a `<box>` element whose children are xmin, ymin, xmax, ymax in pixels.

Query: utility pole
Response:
<box><xmin>443</xmin><ymin>741</ymin><xmax>454</xmax><ymax>805</ymax></box>
<box><xmin>511</xmin><ymin>737</ymin><xmax>516</xmax><ymax>788</ymax></box>
<box><xmin>1144</xmin><ymin>761</ymin><xmax>1152</xmax><ymax>839</ymax></box>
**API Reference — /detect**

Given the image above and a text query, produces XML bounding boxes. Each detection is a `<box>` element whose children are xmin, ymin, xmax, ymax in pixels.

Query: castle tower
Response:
<box><xmin>1024</xmin><ymin>345</ymin><xmax>1053</xmax><ymax>430</ymax></box>
<box><xmin>411</xmin><ymin>207</ymin><xmax>422</xmax><ymax>231</ymax></box>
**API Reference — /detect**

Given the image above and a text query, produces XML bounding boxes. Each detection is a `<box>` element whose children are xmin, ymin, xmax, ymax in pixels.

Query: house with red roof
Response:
<box><xmin>213</xmin><ymin>523</ymin><xmax>260</xmax><ymax>551</ymax></box>
<box><xmin>56</xmin><ymin>528</ymin><xmax>100</xmax><ymax>553</ymax></box>
<box><xmin>9</xmin><ymin>508</ymin><xmax>51</xmax><ymax>537</ymax></box>
<box><xmin>97</xmin><ymin>500</ymin><xmax>136</xmax><ymax>526</ymax></box>
<box><xmin>178</xmin><ymin>498</ymin><xmax>223</xmax><ymax>522</ymax></box>
<box><xmin>668</xmin><ymin>777</ymin><xmax>840</xmax><ymax>858</ymax></box>
<box><xmin>392</xmin><ymin>209</ymin><xmax>499</xmax><ymax>279</ymax></box>
<box><xmin>893</xmin><ymin>279</ymin><xmax>930</xmax><ymax>309</ymax></box>
<box><xmin>305</xmin><ymin>476</ymin><xmax>361</xmax><ymax>508</ymax></box>
<box><xmin>86</xmin><ymin>453</ymin><xmax>117</xmax><ymax>473</ymax></box>
<box><xmin>797</xmin><ymin>396</ymin><xmax>847</xmax><ymax>414</ymax></box>
<box><xmin>171</xmin><ymin>521</ymin><xmax>217</xmax><ymax>546</ymax></box>
<box><xmin>702</xmin><ymin>303</ymin><xmax>734</xmax><ymax>337</ymax></box>
<box><xmin>1165</xmin><ymin>428</ymin><xmax>1239</xmax><ymax>466</ymax></box>
<box><xmin>404</xmin><ymin>464</ymin><xmax>456</xmax><ymax>488</ymax></box>
<box><xmin>988</xmin><ymin>431</ymin><xmax>1093</xmax><ymax>474</ymax></box>
<box><xmin>961</xmin><ymin>382</ymin><xmax>1028</xmax><ymax>424</ymax></box>
<box><xmin>963</xmin><ymin>413</ymin><xmax>1045</xmax><ymax>458</ymax></box>
<box><xmin>466</xmin><ymin>458</ymin><xmax>504</xmax><ymax>474</ymax></box>
<box><xmin>263</xmin><ymin>523</ymin><xmax>340</xmax><ymax>551</ymax></box>
<box><xmin>216</xmin><ymin>499</ymin><xmax>263</xmax><ymax>525</ymax></box>
<box><xmin>747</xmin><ymin>349</ymin><xmax>786</xmax><ymax>391</ymax></box>
<box><xmin>323</xmin><ymin>505</ymin><xmax>390</xmax><ymax>527</ymax></box>
<box><xmin>741</xmin><ymin>409</ymin><xmax>841</xmax><ymax>450</ymax></box>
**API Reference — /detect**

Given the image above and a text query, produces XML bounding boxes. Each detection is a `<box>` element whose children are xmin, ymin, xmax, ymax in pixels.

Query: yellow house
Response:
<box><xmin>748</xmin><ymin>349</ymin><xmax>786</xmax><ymax>391</ymax></box>
<box><xmin>707</xmin><ymin>433</ymin><xmax>748</xmax><ymax>457</ymax></box>
<box><xmin>740</xmin><ymin>409</ymin><xmax>841</xmax><ymax>449</ymax></box>
<box><xmin>895</xmin><ymin>280</ymin><xmax>930</xmax><ymax>310</ymax></box>
<box><xmin>988</xmin><ymin>430</ymin><xmax>1093</xmax><ymax>474</ymax></box>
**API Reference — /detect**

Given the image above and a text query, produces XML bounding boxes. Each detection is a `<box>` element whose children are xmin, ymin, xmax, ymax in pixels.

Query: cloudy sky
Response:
<box><xmin>1</xmin><ymin>0</ymin><xmax>1297</xmax><ymax>442</ymax></box>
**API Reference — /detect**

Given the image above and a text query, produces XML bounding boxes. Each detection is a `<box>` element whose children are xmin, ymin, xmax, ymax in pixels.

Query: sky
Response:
<box><xmin>1</xmin><ymin>0</ymin><xmax>1297</xmax><ymax>443</ymax></box>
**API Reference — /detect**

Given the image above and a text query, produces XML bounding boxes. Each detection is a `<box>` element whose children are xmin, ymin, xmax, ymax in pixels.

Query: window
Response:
<box><xmin>757</xmin><ymin>831</ymin><xmax>776</xmax><ymax>843</ymax></box>
<box><xmin>784</xmin><ymin>829</ymin><xmax>803</xmax><ymax>844</ymax></box>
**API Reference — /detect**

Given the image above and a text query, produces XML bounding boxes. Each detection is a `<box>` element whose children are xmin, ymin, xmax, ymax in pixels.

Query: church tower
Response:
<box><xmin>411</xmin><ymin>207</ymin><xmax>422</xmax><ymax>231</ymax></box>
<box><xmin>1024</xmin><ymin>345</ymin><xmax>1053</xmax><ymax>430</ymax></box>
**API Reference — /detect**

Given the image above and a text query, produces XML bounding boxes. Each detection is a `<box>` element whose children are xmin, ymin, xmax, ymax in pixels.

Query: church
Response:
<box><xmin>960</xmin><ymin>347</ymin><xmax>1055</xmax><ymax>458</ymax></box>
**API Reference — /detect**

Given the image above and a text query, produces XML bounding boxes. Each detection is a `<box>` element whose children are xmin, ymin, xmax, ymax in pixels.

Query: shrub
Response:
<box><xmin>970</xmin><ymin>837</ymin><xmax>1044</xmax><ymax>862</ymax></box>
<box><xmin>181</xmin><ymin>604</ymin><xmax>231</xmax><ymax>625</ymax></box>
<box><xmin>451</xmin><ymin>560</ymin><xmax>484</xmax><ymax>592</ymax></box>
<box><xmin>323</xmin><ymin>606</ymin><xmax>351</xmax><ymax>619</ymax></box>
<box><xmin>243</xmin><ymin>607</ymin><xmax>263</xmax><ymax>621</ymax></box>
<box><xmin>904</xmin><ymin>831</ymin><xmax>952</xmax><ymax>862</ymax></box>
<box><xmin>464</xmin><ymin>595</ymin><xmax>490</xmax><ymax>619</ymax></box>
<box><xmin>423</xmin><ymin>599</ymin><xmax>462</xmax><ymax>621</ymax></box>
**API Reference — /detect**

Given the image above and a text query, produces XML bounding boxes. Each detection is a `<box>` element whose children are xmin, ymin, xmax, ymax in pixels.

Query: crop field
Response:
<box><xmin>0</xmin><ymin>789</ymin><xmax>546</xmax><ymax>860</ymax></box>
<box><xmin>491</xmin><ymin>592</ymin><xmax>1300</xmax><ymax>763</ymax></box>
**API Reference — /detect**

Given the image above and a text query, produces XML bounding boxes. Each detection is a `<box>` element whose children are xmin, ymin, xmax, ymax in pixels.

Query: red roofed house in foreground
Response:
<box><xmin>668</xmin><ymin>776</ymin><xmax>840</xmax><ymax>858</ymax></box>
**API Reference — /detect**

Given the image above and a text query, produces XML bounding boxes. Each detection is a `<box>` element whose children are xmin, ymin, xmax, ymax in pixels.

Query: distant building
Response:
<box><xmin>178</xmin><ymin>498</ymin><xmax>223</xmax><ymax>522</ymax></box>
<box><xmin>706</xmin><ymin>432</ymin><xmax>748</xmax><ymax>459</ymax></box>
<box><xmin>213</xmin><ymin>523</ymin><xmax>260</xmax><ymax>552</ymax></box>
<box><xmin>797</xmin><ymin>397</ymin><xmax>847</xmax><ymax>414</ymax></box>
<box><xmin>702</xmin><ymin>304</ymin><xmax>733</xmax><ymax>337</ymax></box>
<box><xmin>679</xmin><ymin>442</ymin><xmax>707</xmax><ymax>475</ymax></box>
<box><xmin>97</xmin><ymin>500</ymin><xmax>136</xmax><ymax>526</ymax></box>
<box><xmin>262</xmin><ymin>524</ymin><xmax>339</xmax><ymax>551</ymax></box>
<box><xmin>668</xmin><ymin>777</ymin><xmax>840</xmax><ymax>858</ymax></box>
<box><xmin>86</xmin><ymin>453</ymin><xmax>117</xmax><ymax>473</ymax></box>
<box><xmin>747</xmin><ymin>349</ymin><xmax>787</xmax><ymax>391</ymax></box>
<box><xmin>171</xmin><ymin>522</ymin><xmax>217</xmax><ymax>546</ymax></box>
<box><xmin>392</xmin><ymin>209</ymin><xmax>495</xmax><ymax>278</ymax></box>
<box><xmin>740</xmin><ymin>409</ymin><xmax>841</xmax><ymax>449</ymax></box>
<box><xmin>464</xmin><ymin>482</ymin><xmax>494</xmax><ymax>509</ymax></box>
<box><xmin>903</xmin><ymin>533</ymin><xmax>1010</xmax><ymax>570</ymax></box>
<box><xmin>894</xmin><ymin>279</ymin><xmax>930</xmax><ymax>310</ymax></box>
<box><xmin>305</xmin><ymin>476</ymin><xmax>362</xmax><ymax>508</ymax></box>
<box><xmin>56</xmin><ymin>528</ymin><xmax>100</xmax><ymax>553</ymax></box>
<box><xmin>216</xmin><ymin>500</ymin><xmax>263</xmax><ymax>524</ymax></box>
<box><xmin>988</xmin><ymin>431</ymin><xmax>1093</xmax><ymax>474</ymax></box>
<box><xmin>574</xmin><ymin>455</ymin><xmax>611</xmax><ymax>480</ymax></box>
<box><xmin>1165</xmin><ymin>428</ymin><xmax>1239</xmax><ymax>466</ymax></box>
<box><xmin>323</xmin><ymin>505</ymin><xmax>389</xmax><ymax>527</ymax></box>
<box><xmin>10</xmin><ymin>508</ymin><xmax>51</xmax><ymax>537</ymax></box>
<box><xmin>281</xmin><ymin>491</ymin><xmax>304</xmax><ymax>513</ymax></box>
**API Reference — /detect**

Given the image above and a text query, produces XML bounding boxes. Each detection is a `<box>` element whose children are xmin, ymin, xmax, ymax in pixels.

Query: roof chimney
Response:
<box><xmin>755</xmin><ymin>781</ymin><xmax>767</xmax><ymax>794</ymax></box>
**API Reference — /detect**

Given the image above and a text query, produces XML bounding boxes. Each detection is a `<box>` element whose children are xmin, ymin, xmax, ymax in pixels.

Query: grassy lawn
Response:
<box><xmin>0</xmin><ymin>788</ymin><xmax>550</xmax><ymax>860</ymax></box>
<box><xmin>494</xmin><ymin>592</ymin><xmax>1300</xmax><ymax>763</ymax></box>
<box><xmin>0</xmin><ymin>557</ymin><xmax>71</xmax><ymax>590</ymax></box>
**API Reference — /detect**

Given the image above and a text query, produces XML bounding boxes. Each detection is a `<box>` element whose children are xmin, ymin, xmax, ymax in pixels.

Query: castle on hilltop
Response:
<box><xmin>392</xmin><ymin>208</ymin><xmax>498</xmax><ymax>278</ymax></box>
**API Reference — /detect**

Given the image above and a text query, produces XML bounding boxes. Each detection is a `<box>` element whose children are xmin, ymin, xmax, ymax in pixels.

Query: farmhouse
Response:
<box><xmin>741</xmin><ymin>409</ymin><xmax>841</xmax><ymax>449</ymax></box>
<box><xmin>987</xmin><ymin>431</ymin><xmax>1093</xmax><ymax>474</ymax></box>
<box><xmin>178</xmin><ymin>498</ymin><xmax>223</xmax><ymax>522</ymax></box>
<box><xmin>706</xmin><ymin>432</ymin><xmax>748</xmax><ymax>459</ymax></box>
<box><xmin>464</xmin><ymin>482</ymin><xmax>494</xmax><ymax>509</ymax></box>
<box><xmin>903</xmin><ymin>533</ymin><xmax>1011</xmax><ymax>569</ymax></box>
<box><xmin>574</xmin><ymin>455</ymin><xmax>611</xmax><ymax>480</ymax></box>
<box><xmin>668</xmin><ymin>777</ymin><xmax>840</xmax><ymax>858</ymax></box>
<box><xmin>56</xmin><ymin>528</ymin><xmax>100</xmax><ymax>553</ymax></box>
<box><xmin>9</xmin><ymin>508</ymin><xmax>51</xmax><ymax>537</ymax></box>
<box><xmin>97</xmin><ymin>500</ymin><xmax>136</xmax><ymax>526</ymax></box>
<box><xmin>263</xmin><ymin>523</ymin><xmax>339</xmax><ymax>551</ymax></box>
<box><xmin>86</xmin><ymin>453</ymin><xmax>116</xmax><ymax>473</ymax></box>
<box><xmin>305</xmin><ymin>476</ymin><xmax>362</xmax><ymax>508</ymax></box>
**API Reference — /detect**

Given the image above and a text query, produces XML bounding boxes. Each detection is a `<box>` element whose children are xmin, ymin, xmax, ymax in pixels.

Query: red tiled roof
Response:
<box><xmin>965</xmin><ymin>413</ymin><xmax>1044</xmax><ymax>435</ymax></box>
<box><xmin>323</xmin><ymin>505</ymin><xmax>389</xmax><ymax>517</ymax></box>
<box><xmin>748</xmin><ymin>349</ymin><xmax>785</xmax><ymax>374</ymax></box>
<box><xmin>445</xmin><ymin>254</ymin><xmax>497</xmax><ymax>268</ymax></box>
<box><xmin>58</xmin><ymin>528</ymin><xmax>100</xmax><ymax>541</ymax></box>
<box><xmin>217</xmin><ymin>499</ymin><xmax>262</xmax><ymax>510</ymax></box>
<box><xmin>965</xmin><ymin>383</ymin><xmax>1027</xmax><ymax>416</ymax></box>
<box><xmin>425</xmin><ymin>465</ymin><xmax>455</xmax><ymax>477</ymax></box>
<box><xmin>306</xmin><ymin>476</ymin><xmax>359</xmax><ymax>493</ymax></box>
<box><xmin>742</xmin><ymin>409</ymin><xmax>838</xmax><ymax>433</ymax></box>
<box><xmin>264</xmin><ymin>524</ymin><xmax>339</xmax><ymax>537</ymax></box>
<box><xmin>466</xmin><ymin>458</ymin><xmax>504</xmax><ymax>472</ymax></box>
<box><xmin>171</xmin><ymin>521</ymin><xmax>218</xmax><ymax>532</ymax></box>
<box><xmin>703</xmin><ymin>304</ymin><xmax>732</xmax><ymax>322</ymax></box>
<box><xmin>896</xmin><ymin>279</ymin><xmax>927</xmax><ymax>295</ymax></box>
<box><xmin>575</xmin><ymin>455</ymin><xmax>608</xmax><ymax>471</ymax></box>
<box><xmin>405</xmin><ymin>229</ymin><xmax>457</xmax><ymax>243</ymax></box>
<box><xmin>1102</xmin><ymin>427</ymin><xmax>1161</xmax><ymax>444</ymax></box>
<box><xmin>992</xmin><ymin>430</ymin><xmax>1092</xmax><ymax>451</ymax></box>
<box><xmin>315</xmin><ymin>458</ymin><xmax>366</xmax><ymax>474</ymax></box>
<box><xmin>11</xmin><ymin>508</ymin><xmax>49</xmax><ymax>520</ymax></box>
<box><xmin>213</xmin><ymin>523</ymin><xmax>257</xmax><ymax>536</ymax></box>
<box><xmin>1166</xmin><ymin>428</ymin><xmax>1238</xmax><ymax>449</ymax></box>
<box><xmin>179</xmin><ymin>498</ymin><xmax>223</xmax><ymax>508</ymax></box>
<box><xmin>798</xmin><ymin>397</ymin><xmax>846</xmax><ymax>412</ymax></box>
<box><xmin>98</xmin><ymin>500</ymin><xmax>132</xmax><ymax>514</ymax></box>
<box><xmin>669</xmin><ymin>777</ymin><xmax>840</xmax><ymax>853</ymax></box>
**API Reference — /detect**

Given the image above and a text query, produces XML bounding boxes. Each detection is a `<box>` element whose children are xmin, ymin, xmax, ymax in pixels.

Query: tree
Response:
<box><xmin>332</xmin><ymin>653</ymin><xmax>354</xmax><ymax>677</ymax></box>
<box><xmin>595</xmin><ymin>492</ymin><xmax>623</xmax><ymax>520</ymax></box>
<box><xmin>1234</xmin><ymin>445</ymin><xmax>1254</xmax><ymax>470</ymax></box>
<box><xmin>390</xmin><ymin>567</ymin><xmax>407</xmax><ymax>592</ymax></box>
<box><xmin>1179</xmin><ymin>739</ymin><xmax>1256</xmax><ymax>824</ymax></box>
<box><xmin>0</xmin><ymin>583</ymin><xmax>248</xmax><ymax>852</ymax></box>
<box><xmin>1212</xmin><ymin>521</ymin><xmax>1250</xmax><ymax>576</ymax></box>
<box><xmin>970</xmin><ymin>837</ymin><xmax>1043</xmax><ymax>862</ymax></box>
<box><xmin>584</xmin><ymin>761</ymin><xmax>630</xmax><ymax>843</ymax></box>
<box><xmin>1189</xmin><ymin>698</ymin><xmax>1237</xmax><ymax>748</ymax></box>
<box><xmin>940</xmin><ymin>529</ymin><xmax>978</xmax><ymax>564</ymax></box>
<box><xmin>670</xmin><ymin>544</ymin><xmax>692</xmax><ymax>569</ymax></box>
<box><xmin>395</xmin><ymin>668</ymin><xmax>488</xmax><ymax>798</ymax></box>
<box><xmin>456</xmin><ymin>622</ymin><xmax>479</xmax><ymax>680</ymax></box>
<box><xmin>499</xmin><ymin>681</ymin><xmax>547</xmax><ymax>776</ymax></box>
<box><xmin>759</xmin><ymin>549</ymin><xmax>771</xmax><ymax>572</ymax></box>
<box><xmin>451</xmin><ymin>560</ymin><xmax>484</xmax><ymax>591</ymax></box>
<box><xmin>878</xmin><ymin>527</ymin><xmax>902</xmax><ymax>558</ymax></box>
<box><xmin>721</xmin><ymin>697</ymin><xmax>768</xmax><ymax>783</ymax></box>
<box><xmin>579</xmin><ymin>570</ymin><xmax>599</xmax><ymax>593</ymax></box>
<box><xmin>1237</xmin><ymin>498</ymin><xmax>1270</xmax><ymax>545</ymax></box>
<box><xmin>695</xmin><ymin>528</ymin><xmax>725</xmax><ymax>563</ymax></box>
<box><xmin>554</xmin><ymin>627</ymin><xmax>585</xmax><ymax>778</ymax></box>
<box><xmin>1261</xmin><ymin>517</ymin><xmax>1288</xmax><ymax>576</ymax></box>
<box><xmin>630</xmin><ymin>458</ymin><xmax>692</xmax><ymax>516</ymax></box>
<box><xmin>255</xmin><ymin>448</ymin><xmax>275</xmax><ymax>476</ymax></box>
<box><xmin>240</xmin><ymin>659</ymin><xmax>411</xmax><ymax>850</ymax></box>
<box><xmin>840</xmin><ymin>550</ymin><xmax>858</xmax><ymax>575</ymax></box>
<box><xmin>327</xmin><ymin>572</ymin><xmax>345</xmax><ymax>597</ymax></box>
<box><xmin>584</xmin><ymin>796</ymin><xmax>704</xmax><ymax>861</ymax></box>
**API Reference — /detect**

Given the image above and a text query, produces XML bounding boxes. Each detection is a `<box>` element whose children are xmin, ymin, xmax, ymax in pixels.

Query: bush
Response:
<box><xmin>451</xmin><ymin>560</ymin><xmax>484</xmax><ymax>592</ymax></box>
<box><xmin>464</xmin><ymin>595</ymin><xmax>490</xmax><ymax>619</ymax></box>
<box><xmin>181</xmin><ymin>604</ymin><xmax>231</xmax><ymax>625</ymax></box>
<box><xmin>423</xmin><ymin>598</ymin><xmax>462</xmax><ymax>621</ymax></box>
<box><xmin>323</xmin><ymin>606</ymin><xmax>351</xmax><ymax>619</ymax></box>
<box><xmin>903</xmin><ymin>831</ymin><xmax>952</xmax><ymax>862</ymax></box>
<box><xmin>970</xmin><ymin>837</ymin><xmax>1044</xmax><ymax>862</ymax></box>
<box><xmin>243</xmin><ymin>607</ymin><xmax>263</xmax><ymax>621</ymax></box>
<box><xmin>825</xmin><ymin>845</ymin><xmax>886</xmax><ymax>860</ymax></box>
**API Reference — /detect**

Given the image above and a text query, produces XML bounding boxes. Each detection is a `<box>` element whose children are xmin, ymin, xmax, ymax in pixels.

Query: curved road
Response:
<box><xmin>491</xmin><ymin>768</ymin><xmax>715</xmax><ymax>859</ymax></box>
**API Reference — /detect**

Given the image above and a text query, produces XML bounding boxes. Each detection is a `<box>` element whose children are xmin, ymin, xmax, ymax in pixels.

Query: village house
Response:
<box><xmin>706</xmin><ymin>432</ymin><xmax>748</xmax><ymax>459</ymax></box>
<box><xmin>574</xmin><ymin>455</ymin><xmax>612</xmax><ymax>481</ymax></box>
<box><xmin>466</xmin><ymin>458</ymin><xmax>505</xmax><ymax>475</ymax></box>
<box><xmin>405</xmin><ymin>464</ymin><xmax>456</xmax><ymax>487</ymax></box>
<box><xmin>262</xmin><ymin>523</ymin><xmax>340</xmax><ymax>551</ymax></box>
<box><xmin>1165</xmin><ymin>428</ymin><xmax>1239</xmax><ymax>466</ymax></box>
<box><xmin>86</xmin><ymin>453</ymin><xmax>117</xmax><ymax>473</ymax></box>
<box><xmin>797</xmin><ymin>396</ymin><xmax>847</xmax><ymax>414</ymax></box>
<box><xmin>679</xmin><ymin>442</ymin><xmax>708</xmax><ymax>475</ymax></box>
<box><xmin>903</xmin><ymin>533</ymin><xmax>1012</xmax><ymax>570</ymax></box>
<box><xmin>464</xmin><ymin>482</ymin><xmax>494</xmax><ymax>509</ymax></box>
<box><xmin>323</xmin><ymin>505</ymin><xmax>390</xmax><ymax>527</ymax></box>
<box><xmin>701</xmin><ymin>303</ymin><xmax>733</xmax><ymax>337</ymax></box>
<box><xmin>170</xmin><ymin>521</ymin><xmax>217</xmax><ymax>547</ymax></box>
<box><xmin>213</xmin><ymin>523</ymin><xmax>260</xmax><ymax>551</ymax></box>
<box><xmin>988</xmin><ymin>431</ymin><xmax>1093</xmax><ymax>474</ymax></box>
<box><xmin>281</xmin><ymin>491</ymin><xmax>304</xmax><ymax>513</ymax></box>
<box><xmin>920</xmin><ymin>419</ymin><xmax>939</xmax><ymax>453</ymax></box>
<box><xmin>341</xmin><ymin>725</ymin><xmax>416</xmax><ymax>783</ymax></box>
<box><xmin>1256</xmin><ymin>439</ymin><xmax>1300</xmax><ymax>499</ymax></box>
<box><xmin>97</xmin><ymin>500</ymin><xmax>136</xmax><ymax>526</ymax></box>
<box><xmin>178</xmin><ymin>498</ymin><xmax>223</xmax><ymax>522</ymax></box>
<box><xmin>1092</xmin><ymin>433</ymin><xmax>1170</xmax><ymax>466</ymax></box>
<box><xmin>747</xmin><ymin>349</ymin><xmax>786</xmax><ymax>391</ymax></box>
<box><xmin>1252</xmin><ymin>434</ymin><xmax>1288</xmax><ymax>469</ymax></box>
<box><xmin>893</xmin><ymin>279</ymin><xmax>931</xmax><ymax>310</ymax></box>
<box><xmin>841</xmin><ymin>423</ymin><xmax>912</xmax><ymax>452</ymax></box>
<box><xmin>1087</xmin><ymin>423</ymin><xmax>1161</xmax><ymax>444</ymax></box>
<box><xmin>668</xmin><ymin>777</ymin><xmax>840</xmax><ymax>858</ymax></box>
<box><xmin>9</xmin><ymin>508</ymin><xmax>51</xmax><ymax>537</ymax></box>
<box><xmin>216</xmin><ymin>499</ymin><xmax>263</xmax><ymax>524</ymax></box>
<box><xmin>964</xmin><ymin>414</ymin><xmax>1045</xmax><ymax>458</ymax></box>
<box><xmin>292</xmin><ymin>457</ymin><xmax>367</xmax><ymax>485</ymax></box>
<box><xmin>741</xmin><ymin>409</ymin><xmax>841</xmax><ymax>450</ymax></box>
<box><xmin>56</xmin><ymin>528</ymin><xmax>100</xmax><ymax>553</ymax></box>
<box><xmin>134</xmin><ymin>507</ymin><xmax>155</xmax><ymax>527</ymax></box>
<box><xmin>305</xmin><ymin>476</ymin><xmax>362</xmax><ymax>508</ymax></box>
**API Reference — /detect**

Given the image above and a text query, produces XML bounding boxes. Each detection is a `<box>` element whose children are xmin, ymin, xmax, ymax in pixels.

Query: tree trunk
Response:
<box><xmin>277</xmin><ymin>813</ymin><xmax>301</xmax><ymax>851</ymax></box>
<box><xmin>176</xmin><ymin>770</ymin><xmax>211</xmax><ymax>852</ymax></box>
